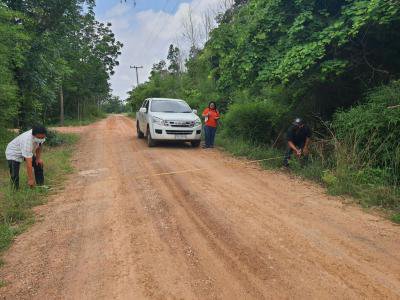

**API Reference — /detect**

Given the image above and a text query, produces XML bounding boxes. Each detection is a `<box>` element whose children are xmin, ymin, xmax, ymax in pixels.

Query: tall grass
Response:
<box><xmin>50</xmin><ymin>114</ymin><xmax>106</xmax><ymax>127</ymax></box>
<box><xmin>322</xmin><ymin>132</ymin><xmax>399</xmax><ymax>212</ymax></box>
<box><xmin>0</xmin><ymin>129</ymin><xmax>16</xmax><ymax>161</ymax></box>
<box><xmin>216</xmin><ymin>134</ymin><xmax>283</xmax><ymax>168</ymax></box>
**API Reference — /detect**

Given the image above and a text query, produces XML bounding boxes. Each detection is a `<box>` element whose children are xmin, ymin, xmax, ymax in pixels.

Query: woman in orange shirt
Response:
<box><xmin>202</xmin><ymin>101</ymin><xmax>220</xmax><ymax>148</ymax></box>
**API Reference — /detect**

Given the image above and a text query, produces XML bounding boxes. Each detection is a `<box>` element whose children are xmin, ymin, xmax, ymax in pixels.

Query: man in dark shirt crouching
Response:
<box><xmin>283</xmin><ymin>118</ymin><xmax>312</xmax><ymax>167</ymax></box>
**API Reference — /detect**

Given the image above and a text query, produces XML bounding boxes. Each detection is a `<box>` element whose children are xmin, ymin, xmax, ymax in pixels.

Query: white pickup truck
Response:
<box><xmin>136</xmin><ymin>98</ymin><xmax>202</xmax><ymax>147</ymax></box>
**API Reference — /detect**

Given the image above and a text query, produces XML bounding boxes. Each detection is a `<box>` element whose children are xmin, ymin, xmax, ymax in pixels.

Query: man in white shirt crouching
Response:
<box><xmin>5</xmin><ymin>125</ymin><xmax>47</xmax><ymax>190</ymax></box>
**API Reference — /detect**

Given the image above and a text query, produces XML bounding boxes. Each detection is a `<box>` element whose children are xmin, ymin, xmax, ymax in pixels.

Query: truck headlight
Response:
<box><xmin>152</xmin><ymin>116</ymin><xmax>165</xmax><ymax>126</ymax></box>
<box><xmin>194</xmin><ymin>118</ymin><xmax>201</xmax><ymax>126</ymax></box>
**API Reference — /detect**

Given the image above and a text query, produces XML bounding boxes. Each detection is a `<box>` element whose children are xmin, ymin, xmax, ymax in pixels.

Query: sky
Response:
<box><xmin>94</xmin><ymin>0</ymin><xmax>230</xmax><ymax>100</ymax></box>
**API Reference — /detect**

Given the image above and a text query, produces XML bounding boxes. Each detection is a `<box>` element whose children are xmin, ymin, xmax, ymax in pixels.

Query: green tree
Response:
<box><xmin>103</xmin><ymin>96</ymin><xmax>125</xmax><ymax>113</ymax></box>
<box><xmin>0</xmin><ymin>3</ymin><xmax>30</xmax><ymax>127</ymax></box>
<box><xmin>167</xmin><ymin>44</ymin><xmax>181</xmax><ymax>74</ymax></box>
<box><xmin>0</xmin><ymin>0</ymin><xmax>122</xmax><ymax>127</ymax></box>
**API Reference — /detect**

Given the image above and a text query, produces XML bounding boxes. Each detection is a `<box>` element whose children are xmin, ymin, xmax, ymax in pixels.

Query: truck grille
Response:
<box><xmin>165</xmin><ymin>120</ymin><xmax>195</xmax><ymax>127</ymax></box>
<box><xmin>166</xmin><ymin>130</ymin><xmax>193</xmax><ymax>135</ymax></box>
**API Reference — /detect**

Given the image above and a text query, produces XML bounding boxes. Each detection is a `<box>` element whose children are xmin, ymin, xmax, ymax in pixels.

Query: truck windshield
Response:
<box><xmin>151</xmin><ymin>100</ymin><xmax>192</xmax><ymax>113</ymax></box>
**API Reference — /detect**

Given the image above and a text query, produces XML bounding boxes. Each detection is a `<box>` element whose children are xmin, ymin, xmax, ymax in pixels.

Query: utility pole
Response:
<box><xmin>130</xmin><ymin>65</ymin><xmax>143</xmax><ymax>87</ymax></box>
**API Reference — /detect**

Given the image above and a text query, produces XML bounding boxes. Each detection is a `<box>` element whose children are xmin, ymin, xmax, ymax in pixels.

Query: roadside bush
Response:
<box><xmin>45</xmin><ymin>130</ymin><xmax>79</xmax><ymax>147</ymax></box>
<box><xmin>321</xmin><ymin>136</ymin><xmax>400</xmax><ymax>211</ymax></box>
<box><xmin>392</xmin><ymin>214</ymin><xmax>400</xmax><ymax>224</ymax></box>
<box><xmin>333</xmin><ymin>80</ymin><xmax>400</xmax><ymax>183</ymax></box>
<box><xmin>222</xmin><ymin>101</ymin><xmax>288</xmax><ymax>145</ymax></box>
<box><xmin>86</xmin><ymin>105</ymin><xmax>106</xmax><ymax>119</ymax></box>
<box><xmin>0</xmin><ymin>129</ymin><xmax>16</xmax><ymax>166</ymax></box>
<box><xmin>323</xmin><ymin>165</ymin><xmax>400</xmax><ymax>210</ymax></box>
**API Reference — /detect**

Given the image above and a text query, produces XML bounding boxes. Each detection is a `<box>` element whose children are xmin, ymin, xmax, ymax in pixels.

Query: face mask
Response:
<box><xmin>33</xmin><ymin>137</ymin><xmax>46</xmax><ymax>144</ymax></box>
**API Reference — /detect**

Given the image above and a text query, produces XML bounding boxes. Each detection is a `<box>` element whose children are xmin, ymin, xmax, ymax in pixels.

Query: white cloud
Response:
<box><xmin>106</xmin><ymin>3</ymin><xmax>131</xmax><ymax>18</ymax></box>
<box><xmin>98</xmin><ymin>0</ymin><xmax>231</xmax><ymax>100</ymax></box>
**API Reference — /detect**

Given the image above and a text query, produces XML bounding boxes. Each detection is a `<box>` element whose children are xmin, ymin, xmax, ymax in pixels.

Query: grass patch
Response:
<box><xmin>0</xmin><ymin>132</ymin><xmax>78</xmax><ymax>258</ymax></box>
<box><xmin>0</xmin><ymin>279</ymin><xmax>6</xmax><ymax>288</ymax></box>
<box><xmin>46</xmin><ymin>130</ymin><xmax>79</xmax><ymax>147</ymax></box>
<box><xmin>216</xmin><ymin>135</ymin><xmax>283</xmax><ymax>169</ymax></box>
<box><xmin>125</xmin><ymin>112</ymin><xmax>136</xmax><ymax>119</ymax></box>
<box><xmin>391</xmin><ymin>214</ymin><xmax>400</xmax><ymax>224</ymax></box>
<box><xmin>50</xmin><ymin>114</ymin><xmax>106</xmax><ymax>127</ymax></box>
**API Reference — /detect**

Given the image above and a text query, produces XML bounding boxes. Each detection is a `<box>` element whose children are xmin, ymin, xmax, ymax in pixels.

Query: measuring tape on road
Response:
<box><xmin>134</xmin><ymin>168</ymin><xmax>208</xmax><ymax>180</ymax></box>
<box><xmin>134</xmin><ymin>156</ymin><xmax>284</xmax><ymax>180</ymax></box>
<box><xmin>241</xmin><ymin>156</ymin><xmax>284</xmax><ymax>164</ymax></box>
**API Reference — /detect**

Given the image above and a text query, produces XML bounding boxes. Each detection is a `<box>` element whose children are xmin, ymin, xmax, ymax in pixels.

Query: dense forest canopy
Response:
<box><xmin>0</xmin><ymin>0</ymin><xmax>122</xmax><ymax>128</ymax></box>
<box><xmin>129</xmin><ymin>0</ymin><xmax>400</xmax><ymax>118</ymax></box>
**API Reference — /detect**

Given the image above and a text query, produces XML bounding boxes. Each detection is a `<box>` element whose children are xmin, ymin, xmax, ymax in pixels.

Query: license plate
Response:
<box><xmin>175</xmin><ymin>134</ymin><xmax>187</xmax><ymax>140</ymax></box>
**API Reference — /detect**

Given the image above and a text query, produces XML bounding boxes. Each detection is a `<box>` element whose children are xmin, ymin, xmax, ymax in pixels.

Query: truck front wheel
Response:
<box><xmin>191</xmin><ymin>140</ymin><xmax>201</xmax><ymax>148</ymax></box>
<box><xmin>147</xmin><ymin>127</ymin><xmax>156</xmax><ymax>147</ymax></box>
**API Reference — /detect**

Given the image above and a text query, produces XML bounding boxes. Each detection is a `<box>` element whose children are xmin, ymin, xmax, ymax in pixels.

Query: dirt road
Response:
<box><xmin>1</xmin><ymin>115</ymin><xmax>400</xmax><ymax>299</ymax></box>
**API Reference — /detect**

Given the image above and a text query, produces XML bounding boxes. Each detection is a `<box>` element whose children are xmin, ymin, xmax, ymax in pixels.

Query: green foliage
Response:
<box><xmin>0</xmin><ymin>4</ymin><xmax>30</xmax><ymax>126</ymax></box>
<box><xmin>392</xmin><ymin>214</ymin><xmax>400</xmax><ymax>224</ymax></box>
<box><xmin>167</xmin><ymin>44</ymin><xmax>181</xmax><ymax>74</ymax></box>
<box><xmin>208</xmin><ymin>0</ymin><xmax>400</xmax><ymax>116</ymax></box>
<box><xmin>0</xmin><ymin>224</ymin><xmax>14</xmax><ymax>252</ymax></box>
<box><xmin>0</xmin><ymin>129</ymin><xmax>17</xmax><ymax>163</ymax></box>
<box><xmin>322</xmin><ymin>164</ymin><xmax>399</xmax><ymax>210</ymax></box>
<box><xmin>0</xmin><ymin>0</ymin><xmax>122</xmax><ymax>129</ymax></box>
<box><xmin>45</xmin><ymin>130</ymin><xmax>79</xmax><ymax>147</ymax></box>
<box><xmin>333</xmin><ymin>81</ymin><xmax>400</xmax><ymax>182</ymax></box>
<box><xmin>52</xmin><ymin>115</ymin><xmax>104</xmax><ymax>127</ymax></box>
<box><xmin>103</xmin><ymin>96</ymin><xmax>126</xmax><ymax>114</ymax></box>
<box><xmin>222</xmin><ymin>101</ymin><xmax>288</xmax><ymax>144</ymax></box>
<box><xmin>216</xmin><ymin>135</ymin><xmax>283</xmax><ymax>169</ymax></box>
<box><xmin>320</xmin><ymin>112</ymin><xmax>399</xmax><ymax>211</ymax></box>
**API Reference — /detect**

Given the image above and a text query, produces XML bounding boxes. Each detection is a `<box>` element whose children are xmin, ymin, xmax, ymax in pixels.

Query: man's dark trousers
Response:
<box><xmin>8</xmin><ymin>156</ymin><xmax>44</xmax><ymax>190</ymax></box>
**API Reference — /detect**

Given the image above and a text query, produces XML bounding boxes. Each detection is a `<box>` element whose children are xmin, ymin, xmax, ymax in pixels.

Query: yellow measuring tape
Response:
<box><xmin>134</xmin><ymin>156</ymin><xmax>284</xmax><ymax>180</ymax></box>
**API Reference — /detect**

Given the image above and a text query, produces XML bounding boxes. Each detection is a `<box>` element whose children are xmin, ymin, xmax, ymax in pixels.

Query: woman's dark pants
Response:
<box><xmin>8</xmin><ymin>156</ymin><xmax>44</xmax><ymax>190</ymax></box>
<box><xmin>204</xmin><ymin>125</ymin><xmax>217</xmax><ymax>148</ymax></box>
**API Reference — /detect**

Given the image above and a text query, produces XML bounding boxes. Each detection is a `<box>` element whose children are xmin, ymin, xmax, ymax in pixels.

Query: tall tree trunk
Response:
<box><xmin>60</xmin><ymin>85</ymin><xmax>64</xmax><ymax>126</ymax></box>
